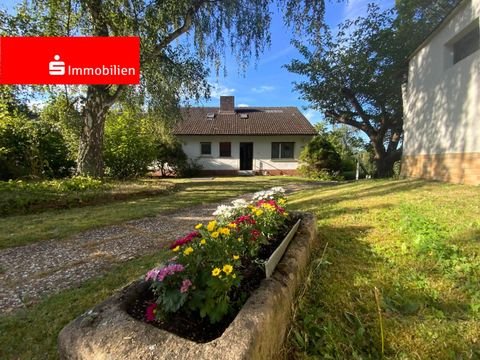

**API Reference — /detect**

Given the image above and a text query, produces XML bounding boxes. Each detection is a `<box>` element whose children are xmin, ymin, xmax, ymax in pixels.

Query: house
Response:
<box><xmin>401</xmin><ymin>0</ymin><xmax>480</xmax><ymax>185</ymax></box>
<box><xmin>173</xmin><ymin>96</ymin><xmax>317</xmax><ymax>175</ymax></box>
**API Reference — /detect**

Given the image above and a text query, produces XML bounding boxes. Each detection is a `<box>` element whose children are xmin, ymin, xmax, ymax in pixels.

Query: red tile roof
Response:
<box><xmin>173</xmin><ymin>107</ymin><xmax>317</xmax><ymax>136</ymax></box>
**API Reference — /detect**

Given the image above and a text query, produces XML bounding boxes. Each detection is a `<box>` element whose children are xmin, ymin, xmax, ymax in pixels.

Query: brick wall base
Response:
<box><xmin>198</xmin><ymin>169</ymin><xmax>299</xmax><ymax>177</ymax></box>
<box><xmin>401</xmin><ymin>153</ymin><xmax>480</xmax><ymax>185</ymax></box>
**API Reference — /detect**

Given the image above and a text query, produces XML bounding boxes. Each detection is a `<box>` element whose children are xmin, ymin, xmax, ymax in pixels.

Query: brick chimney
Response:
<box><xmin>219</xmin><ymin>96</ymin><xmax>235</xmax><ymax>114</ymax></box>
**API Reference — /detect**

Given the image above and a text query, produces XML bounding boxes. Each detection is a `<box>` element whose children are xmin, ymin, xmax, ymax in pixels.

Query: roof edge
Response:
<box><xmin>408</xmin><ymin>0</ymin><xmax>469</xmax><ymax>61</ymax></box>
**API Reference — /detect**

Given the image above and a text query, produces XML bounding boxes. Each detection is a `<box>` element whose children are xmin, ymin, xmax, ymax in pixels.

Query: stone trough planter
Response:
<box><xmin>58</xmin><ymin>212</ymin><xmax>317</xmax><ymax>360</ymax></box>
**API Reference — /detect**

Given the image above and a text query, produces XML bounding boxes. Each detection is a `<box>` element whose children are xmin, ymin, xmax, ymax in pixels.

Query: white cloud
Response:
<box><xmin>237</xmin><ymin>103</ymin><xmax>250</xmax><ymax>107</ymax></box>
<box><xmin>302</xmin><ymin>109</ymin><xmax>323</xmax><ymax>124</ymax></box>
<box><xmin>210</xmin><ymin>84</ymin><xmax>235</xmax><ymax>98</ymax></box>
<box><xmin>259</xmin><ymin>45</ymin><xmax>295</xmax><ymax>65</ymax></box>
<box><xmin>251</xmin><ymin>85</ymin><xmax>275</xmax><ymax>93</ymax></box>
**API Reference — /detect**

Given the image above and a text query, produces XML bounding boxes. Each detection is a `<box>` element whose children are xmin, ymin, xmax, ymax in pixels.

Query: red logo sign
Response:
<box><xmin>0</xmin><ymin>37</ymin><xmax>140</xmax><ymax>85</ymax></box>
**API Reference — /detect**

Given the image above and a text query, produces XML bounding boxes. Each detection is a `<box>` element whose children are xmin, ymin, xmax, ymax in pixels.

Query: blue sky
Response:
<box><xmin>197</xmin><ymin>0</ymin><xmax>394</xmax><ymax>124</ymax></box>
<box><xmin>2</xmin><ymin>0</ymin><xmax>394</xmax><ymax>124</ymax></box>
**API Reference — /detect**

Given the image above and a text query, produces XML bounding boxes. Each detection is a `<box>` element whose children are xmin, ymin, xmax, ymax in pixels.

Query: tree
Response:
<box><xmin>299</xmin><ymin>134</ymin><xmax>342</xmax><ymax>180</ymax></box>
<box><xmin>287</xmin><ymin>2</ymin><xmax>458</xmax><ymax>177</ymax></box>
<box><xmin>2</xmin><ymin>0</ymin><xmax>332</xmax><ymax>177</ymax></box>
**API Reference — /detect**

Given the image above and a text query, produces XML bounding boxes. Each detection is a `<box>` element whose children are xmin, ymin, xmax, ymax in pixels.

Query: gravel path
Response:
<box><xmin>0</xmin><ymin>183</ymin><xmax>322</xmax><ymax>314</ymax></box>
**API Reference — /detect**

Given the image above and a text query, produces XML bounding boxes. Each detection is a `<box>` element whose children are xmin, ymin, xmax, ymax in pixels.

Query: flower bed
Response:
<box><xmin>127</xmin><ymin>187</ymin><xmax>297</xmax><ymax>341</ymax></box>
<box><xmin>59</xmin><ymin>193</ymin><xmax>317</xmax><ymax>360</ymax></box>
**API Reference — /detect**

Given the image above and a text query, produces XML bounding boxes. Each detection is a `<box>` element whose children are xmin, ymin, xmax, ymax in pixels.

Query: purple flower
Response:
<box><xmin>156</xmin><ymin>263</ymin><xmax>185</xmax><ymax>281</ymax></box>
<box><xmin>180</xmin><ymin>279</ymin><xmax>192</xmax><ymax>293</ymax></box>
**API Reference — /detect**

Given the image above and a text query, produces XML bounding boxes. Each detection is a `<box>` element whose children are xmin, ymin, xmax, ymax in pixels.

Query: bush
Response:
<box><xmin>299</xmin><ymin>136</ymin><xmax>342</xmax><ymax>180</ymax></box>
<box><xmin>155</xmin><ymin>141</ymin><xmax>188</xmax><ymax>177</ymax></box>
<box><xmin>177</xmin><ymin>159</ymin><xmax>203</xmax><ymax>178</ymax></box>
<box><xmin>104</xmin><ymin>109</ymin><xmax>157</xmax><ymax>179</ymax></box>
<box><xmin>0</xmin><ymin>113</ymin><xmax>74</xmax><ymax>180</ymax></box>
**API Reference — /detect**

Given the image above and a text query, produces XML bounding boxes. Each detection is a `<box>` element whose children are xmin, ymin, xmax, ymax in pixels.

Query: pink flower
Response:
<box><xmin>169</xmin><ymin>231</ymin><xmax>201</xmax><ymax>249</ymax></box>
<box><xmin>145</xmin><ymin>268</ymin><xmax>161</xmax><ymax>281</ymax></box>
<box><xmin>145</xmin><ymin>303</ymin><xmax>158</xmax><ymax>322</ymax></box>
<box><xmin>180</xmin><ymin>279</ymin><xmax>192</xmax><ymax>293</ymax></box>
<box><xmin>157</xmin><ymin>263</ymin><xmax>185</xmax><ymax>281</ymax></box>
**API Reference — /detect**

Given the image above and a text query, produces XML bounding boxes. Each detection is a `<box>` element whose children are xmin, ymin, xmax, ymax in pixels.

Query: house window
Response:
<box><xmin>272</xmin><ymin>142</ymin><xmax>294</xmax><ymax>159</ymax></box>
<box><xmin>200</xmin><ymin>142</ymin><xmax>211</xmax><ymax>155</ymax></box>
<box><xmin>219</xmin><ymin>142</ymin><xmax>231</xmax><ymax>157</ymax></box>
<box><xmin>453</xmin><ymin>22</ymin><xmax>479</xmax><ymax>64</ymax></box>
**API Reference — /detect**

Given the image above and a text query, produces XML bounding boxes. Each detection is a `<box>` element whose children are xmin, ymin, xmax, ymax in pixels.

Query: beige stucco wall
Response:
<box><xmin>402</xmin><ymin>0</ymin><xmax>480</xmax><ymax>184</ymax></box>
<box><xmin>177</xmin><ymin>135</ymin><xmax>312</xmax><ymax>172</ymax></box>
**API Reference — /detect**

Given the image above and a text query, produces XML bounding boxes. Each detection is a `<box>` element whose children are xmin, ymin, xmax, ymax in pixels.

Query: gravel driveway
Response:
<box><xmin>0</xmin><ymin>183</ymin><xmax>321</xmax><ymax>314</ymax></box>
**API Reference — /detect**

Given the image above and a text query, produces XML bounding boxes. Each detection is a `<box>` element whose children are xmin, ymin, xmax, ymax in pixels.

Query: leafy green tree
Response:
<box><xmin>103</xmin><ymin>107</ymin><xmax>157</xmax><ymax>178</ymax></box>
<box><xmin>2</xmin><ymin>0</ymin><xmax>333</xmax><ymax>177</ymax></box>
<box><xmin>0</xmin><ymin>107</ymin><xmax>74</xmax><ymax>180</ymax></box>
<box><xmin>299</xmin><ymin>135</ymin><xmax>342</xmax><ymax>180</ymax></box>
<box><xmin>288</xmin><ymin>2</ymin><xmax>458</xmax><ymax>177</ymax></box>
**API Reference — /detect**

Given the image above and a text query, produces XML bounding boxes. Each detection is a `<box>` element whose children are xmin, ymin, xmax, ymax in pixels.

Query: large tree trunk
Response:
<box><xmin>372</xmin><ymin>142</ymin><xmax>402</xmax><ymax>178</ymax></box>
<box><xmin>76</xmin><ymin>85</ymin><xmax>112</xmax><ymax>177</ymax></box>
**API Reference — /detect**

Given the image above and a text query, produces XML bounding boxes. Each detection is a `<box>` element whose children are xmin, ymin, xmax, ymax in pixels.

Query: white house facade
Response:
<box><xmin>174</xmin><ymin>96</ymin><xmax>317</xmax><ymax>175</ymax></box>
<box><xmin>401</xmin><ymin>0</ymin><xmax>480</xmax><ymax>185</ymax></box>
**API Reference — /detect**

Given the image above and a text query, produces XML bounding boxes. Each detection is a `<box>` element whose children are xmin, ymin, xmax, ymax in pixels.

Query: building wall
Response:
<box><xmin>402</xmin><ymin>0</ymin><xmax>480</xmax><ymax>184</ymax></box>
<box><xmin>177</xmin><ymin>135</ymin><xmax>312</xmax><ymax>175</ymax></box>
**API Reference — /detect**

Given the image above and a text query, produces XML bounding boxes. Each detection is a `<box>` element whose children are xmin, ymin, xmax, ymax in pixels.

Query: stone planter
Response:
<box><xmin>58</xmin><ymin>212</ymin><xmax>317</xmax><ymax>360</ymax></box>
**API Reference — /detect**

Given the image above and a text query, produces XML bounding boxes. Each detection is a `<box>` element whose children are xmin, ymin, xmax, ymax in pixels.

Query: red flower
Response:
<box><xmin>169</xmin><ymin>231</ymin><xmax>201</xmax><ymax>249</ymax></box>
<box><xmin>250</xmin><ymin>229</ymin><xmax>261</xmax><ymax>241</ymax></box>
<box><xmin>145</xmin><ymin>303</ymin><xmax>158</xmax><ymax>322</ymax></box>
<box><xmin>234</xmin><ymin>215</ymin><xmax>256</xmax><ymax>225</ymax></box>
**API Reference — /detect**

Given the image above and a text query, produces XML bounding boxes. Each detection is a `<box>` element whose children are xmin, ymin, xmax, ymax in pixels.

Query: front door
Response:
<box><xmin>239</xmin><ymin>142</ymin><xmax>253</xmax><ymax>170</ymax></box>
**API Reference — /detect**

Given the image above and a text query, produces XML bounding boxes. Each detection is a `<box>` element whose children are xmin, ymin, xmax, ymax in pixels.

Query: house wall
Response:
<box><xmin>177</xmin><ymin>135</ymin><xmax>312</xmax><ymax>175</ymax></box>
<box><xmin>402</xmin><ymin>0</ymin><xmax>480</xmax><ymax>185</ymax></box>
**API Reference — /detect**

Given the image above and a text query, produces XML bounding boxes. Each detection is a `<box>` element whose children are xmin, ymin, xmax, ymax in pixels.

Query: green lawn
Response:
<box><xmin>286</xmin><ymin>179</ymin><xmax>480</xmax><ymax>359</ymax></box>
<box><xmin>0</xmin><ymin>176</ymin><xmax>311</xmax><ymax>249</ymax></box>
<box><xmin>2</xmin><ymin>178</ymin><xmax>478</xmax><ymax>359</ymax></box>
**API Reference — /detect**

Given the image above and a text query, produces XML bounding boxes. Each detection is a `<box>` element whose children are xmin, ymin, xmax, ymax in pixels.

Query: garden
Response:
<box><xmin>1</xmin><ymin>178</ymin><xmax>480</xmax><ymax>359</ymax></box>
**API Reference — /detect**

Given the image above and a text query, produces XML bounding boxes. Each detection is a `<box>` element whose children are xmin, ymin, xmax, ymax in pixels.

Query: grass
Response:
<box><xmin>0</xmin><ymin>176</ymin><xmax>311</xmax><ymax>249</ymax></box>
<box><xmin>285</xmin><ymin>179</ymin><xmax>480</xmax><ymax>359</ymax></box>
<box><xmin>0</xmin><ymin>177</ymin><xmax>176</xmax><ymax>216</ymax></box>
<box><xmin>0</xmin><ymin>249</ymin><xmax>170</xmax><ymax>360</ymax></box>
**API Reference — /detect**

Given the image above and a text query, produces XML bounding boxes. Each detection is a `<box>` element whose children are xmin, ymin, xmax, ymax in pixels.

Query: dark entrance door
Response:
<box><xmin>239</xmin><ymin>142</ymin><xmax>253</xmax><ymax>170</ymax></box>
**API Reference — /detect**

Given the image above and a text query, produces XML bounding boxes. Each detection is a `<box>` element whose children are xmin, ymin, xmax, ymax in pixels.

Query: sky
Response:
<box><xmin>2</xmin><ymin>0</ymin><xmax>394</xmax><ymax>124</ymax></box>
<box><xmin>195</xmin><ymin>0</ymin><xmax>395</xmax><ymax>125</ymax></box>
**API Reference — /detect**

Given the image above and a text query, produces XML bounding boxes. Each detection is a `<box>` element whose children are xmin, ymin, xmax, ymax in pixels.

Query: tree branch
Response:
<box><xmin>325</xmin><ymin>109</ymin><xmax>374</xmax><ymax>137</ymax></box>
<box><xmin>144</xmin><ymin>0</ymin><xmax>206</xmax><ymax>64</ymax></box>
<box><xmin>106</xmin><ymin>85</ymin><xmax>124</xmax><ymax>107</ymax></box>
<box><xmin>341</xmin><ymin>87</ymin><xmax>376</xmax><ymax>134</ymax></box>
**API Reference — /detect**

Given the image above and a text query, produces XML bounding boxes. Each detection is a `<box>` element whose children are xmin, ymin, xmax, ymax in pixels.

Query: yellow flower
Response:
<box><xmin>278</xmin><ymin>198</ymin><xmax>286</xmax><ymax>205</ymax></box>
<box><xmin>255</xmin><ymin>209</ymin><xmax>263</xmax><ymax>216</ymax></box>
<box><xmin>227</xmin><ymin>223</ymin><xmax>237</xmax><ymax>229</ymax></box>
<box><xmin>283</xmin><ymin>212</ymin><xmax>289</xmax><ymax>217</ymax></box>
<box><xmin>212</xmin><ymin>268</ymin><xmax>221</xmax><ymax>277</ymax></box>
<box><xmin>183</xmin><ymin>247</ymin><xmax>194</xmax><ymax>256</ymax></box>
<box><xmin>172</xmin><ymin>245</ymin><xmax>180</xmax><ymax>252</ymax></box>
<box><xmin>222</xmin><ymin>264</ymin><xmax>233</xmax><ymax>275</ymax></box>
<box><xmin>261</xmin><ymin>203</ymin><xmax>274</xmax><ymax>211</ymax></box>
<box><xmin>219</xmin><ymin>227</ymin><xmax>231</xmax><ymax>236</ymax></box>
<box><xmin>233</xmin><ymin>255</ymin><xmax>240</xmax><ymax>260</ymax></box>
<box><xmin>207</xmin><ymin>220</ymin><xmax>217</xmax><ymax>232</ymax></box>
<box><xmin>200</xmin><ymin>239</ymin><xmax>206</xmax><ymax>245</ymax></box>
<box><xmin>211</xmin><ymin>231</ymin><xmax>219</xmax><ymax>239</ymax></box>
<box><xmin>195</xmin><ymin>223</ymin><xmax>203</xmax><ymax>230</ymax></box>
<box><xmin>237</xmin><ymin>237</ymin><xmax>242</xmax><ymax>242</ymax></box>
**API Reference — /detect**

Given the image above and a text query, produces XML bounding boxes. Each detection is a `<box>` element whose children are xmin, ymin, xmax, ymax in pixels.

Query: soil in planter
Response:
<box><xmin>127</xmin><ymin>216</ymin><xmax>299</xmax><ymax>343</ymax></box>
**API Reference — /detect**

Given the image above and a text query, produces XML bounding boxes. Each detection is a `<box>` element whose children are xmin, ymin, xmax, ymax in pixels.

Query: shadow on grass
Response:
<box><xmin>287</xmin><ymin>223</ymin><xmax>388</xmax><ymax>359</ymax></box>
